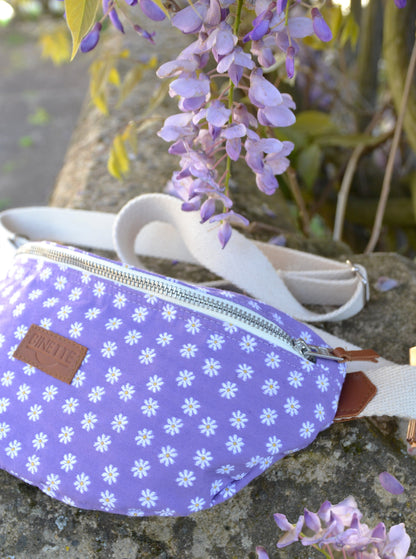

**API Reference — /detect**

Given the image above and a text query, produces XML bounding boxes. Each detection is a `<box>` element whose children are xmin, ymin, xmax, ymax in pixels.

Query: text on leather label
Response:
<box><xmin>14</xmin><ymin>324</ymin><xmax>88</xmax><ymax>384</ymax></box>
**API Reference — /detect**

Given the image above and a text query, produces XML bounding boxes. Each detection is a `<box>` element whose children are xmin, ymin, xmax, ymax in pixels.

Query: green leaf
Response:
<box><xmin>135</xmin><ymin>116</ymin><xmax>164</xmax><ymax>134</ymax></box>
<box><xmin>290</xmin><ymin>111</ymin><xmax>338</xmax><ymax>137</ymax></box>
<box><xmin>39</xmin><ymin>26</ymin><xmax>71</xmax><ymax>66</ymax></box>
<box><xmin>316</xmin><ymin>131</ymin><xmax>391</xmax><ymax>148</ymax></box>
<box><xmin>92</xmin><ymin>92</ymin><xmax>109</xmax><ymax>115</ymax></box>
<box><xmin>116</xmin><ymin>66</ymin><xmax>144</xmax><ymax>107</ymax></box>
<box><xmin>122</xmin><ymin>122</ymin><xmax>138</xmax><ymax>154</ymax></box>
<box><xmin>89</xmin><ymin>59</ymin><xmax>113</xmax><ymax>114</ymax></box>
<box><xmin>340</xmin><ymin>12</ymin><xmax>359</xmax><ymax>49</ymax></box>
<box><xmin>19</xmin><ymin>135</ymin><xmax>34</xmax><ymax>148</ymax></box>
<box><xmin>108</xmin><ymin>67</ymin><xmax>121</xmax><ymax>87</ymax></box>
<box><xmin>28</xmin><ymin>107</ymin><xmax>50</xmax><ymax>126</ymax></box>
<box><xmin>108</xmin><ymin>135</ymin><xmax>130</xmax><ymax>180</ymax></box>
<box><xmin>90</xmin><ymin>59</ymin><xmax>113</xmax><ymax>97</ymax></box>
<box><xmin>309</xmin><ymin>214</ymin><xmax>328</xmax><ymax>238</ymax></box>
<box><xmin>65</xmin><ymin>0</ymin><xmax>100</xmax><ymax>60</ymax></box>
<box><xmin>143</xmin><ymin>80</ymin><xmax>171</xmax><ymax>117</ymax></box>
<box><xmin>277</xmin><ymin>128</ymin><xmax>309</xmax><ymax>150</ymax></box>
<box><xmin>296</xmin><ymin>143</ymin><xmax>322</xmax><ymax>190</ymax></box>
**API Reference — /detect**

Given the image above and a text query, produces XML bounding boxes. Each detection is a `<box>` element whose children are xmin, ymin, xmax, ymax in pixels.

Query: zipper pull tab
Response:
<box><xmin>331</xmin><ymin>348</ymin><xmax>379</xmax><ymax>362</ymax></box>
<box><xmin>293</xmin><ymin>339</ymin><xmax>379</xmax><ymax>363</ymax></box>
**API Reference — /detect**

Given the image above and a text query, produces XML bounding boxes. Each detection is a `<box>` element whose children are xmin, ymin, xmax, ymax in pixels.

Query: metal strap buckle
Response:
<box><xmin>346</xmin><ymin>259</ymin><xmax>370</xmax><ymax>303</ymax></box>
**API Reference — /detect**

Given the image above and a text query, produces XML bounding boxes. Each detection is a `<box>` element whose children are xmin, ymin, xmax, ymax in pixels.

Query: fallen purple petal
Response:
<box><xmin>269</xmin><ymin>234</ymin><xmax>286</xmax><ymax>246</ymax></box>
<box><xmin>378</xmin><ymin>472</ymin><xmax>404</xmax><ymax>495</ymax></box>
<box><xmin>374</xmin><ymin>276</ymin><xmax>400</xmax><ymax>292</ymax></box>
<box><xmin>255</xmin><ymin>546</ymin><xmax>270</xmax><ymax>559</ymax></box>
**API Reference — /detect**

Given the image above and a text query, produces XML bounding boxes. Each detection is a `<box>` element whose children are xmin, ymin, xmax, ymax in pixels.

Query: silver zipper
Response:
<box><xmin>16</xmin><ymin>242</ymin><xmax>340</xmax><ymax>363</ymax></box>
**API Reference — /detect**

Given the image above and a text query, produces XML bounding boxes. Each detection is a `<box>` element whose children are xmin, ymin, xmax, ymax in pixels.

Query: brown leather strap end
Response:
<box><xmin>334</xmin><ymin>371</ymin><xmax>377</xmax><ymax>422</ymax></box>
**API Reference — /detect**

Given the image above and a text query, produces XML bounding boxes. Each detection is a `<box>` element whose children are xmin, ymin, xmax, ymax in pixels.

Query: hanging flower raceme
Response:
<box><xmin>156</xmin><ymin>0</ymin><xmax>302</xmax><ymax>246</ymax></box>
<box><xmin>73</xmin><ymin>0</ymin><xmax>405</xmax><ymax>246</ymax></box>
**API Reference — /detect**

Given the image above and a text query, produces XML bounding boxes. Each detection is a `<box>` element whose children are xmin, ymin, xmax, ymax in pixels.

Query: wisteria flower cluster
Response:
<box><xmin>156</xmin><ymin>0</ymin><xmax>333</xmax><ymax>246</ymax></box>
<box><xmin>77</xmin><ymin>0</ymin><xmax>407</xmax><ymax>246</ymax></box>
<box><xmin>256</xmin><ymin>496</ymin><xmax>415</xmax><ymax>559</ymax></box>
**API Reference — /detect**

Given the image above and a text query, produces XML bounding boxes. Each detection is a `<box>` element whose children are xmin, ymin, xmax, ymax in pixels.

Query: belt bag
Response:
<box><xmin>0</xmin><ymin>194</ymin><xmax>412</xmax><ymax>517</ymax></box>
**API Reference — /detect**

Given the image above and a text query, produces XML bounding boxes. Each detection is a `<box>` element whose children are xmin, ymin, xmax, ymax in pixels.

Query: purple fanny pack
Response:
<box><xmin>0</xmin><ymin>239</ymin><xmax>346</xmax><ymax>516</ymax></box>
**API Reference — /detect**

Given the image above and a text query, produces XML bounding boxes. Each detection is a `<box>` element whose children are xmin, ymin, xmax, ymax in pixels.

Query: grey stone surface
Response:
<box><xmin>2</xmin><ymin>21</ymin><xmax>416</xmax><ymax>559</ymax></box>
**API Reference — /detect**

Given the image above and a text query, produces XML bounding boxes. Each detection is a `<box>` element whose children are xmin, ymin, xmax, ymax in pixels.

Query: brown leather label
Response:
<box><xmin>334</xmin><ymin>371</ymin><xmax>377</xmax><ymax>422</ymax></box>
<box><xmin>13</xmin><ymin>324</ymin><xmax>87</xmax><ymax>384</ymax></box>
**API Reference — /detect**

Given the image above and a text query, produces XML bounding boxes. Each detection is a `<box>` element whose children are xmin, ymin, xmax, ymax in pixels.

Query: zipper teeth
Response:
<box><xmin>17</xmin><ymin>243</ymin><xmax>295</xmax><ymax>350</ymax></box>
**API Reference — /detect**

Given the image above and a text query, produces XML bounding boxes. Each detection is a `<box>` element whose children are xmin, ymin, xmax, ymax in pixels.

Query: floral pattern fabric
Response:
<box><xmin>0</xmin><ymin>243</ymin><xmax>346</xmax><ymax>516</ymax></box>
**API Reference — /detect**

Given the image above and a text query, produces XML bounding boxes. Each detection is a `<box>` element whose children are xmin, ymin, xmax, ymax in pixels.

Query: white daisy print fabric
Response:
<box><xmin>0</xmin><ymin>243</ymin><xmax>346</xmax><ymax>516</ymax></box>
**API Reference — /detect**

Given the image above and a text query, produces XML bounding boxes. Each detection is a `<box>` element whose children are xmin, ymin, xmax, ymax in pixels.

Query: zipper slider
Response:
<box><xmin>293</xmin><ymin>339</ymin><xmax>379</xmax><ymax>363</ymax></box>
<box><xmin>293</xmin><ymin>339</ymin><xmax>344</xmax><ymax>362</ymax></box>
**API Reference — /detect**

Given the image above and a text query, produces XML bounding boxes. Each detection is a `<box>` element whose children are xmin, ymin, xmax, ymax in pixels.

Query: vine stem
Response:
<box><xmin>332</xmin><ymin>110</ymin><xmax>391</xmax><ymax>242</ymax></box>
<box><xmin>286</xmin><ymin>167</ymin><xmax>310</xmax><ymax>235</ymax></box>
<box><xmin>333</xmin><ymin>142</ymin><xmax>367</xmax><ymax>242</ymax></box>
<box><xmin>311</xmin><ymin>543</ymin><xmax>332</xmax><ymax>558</ymax></box>
<box><xmin>365</xmin><ymin>26</ymin><xmax>416</xmax><ymax>253</ymax></box>
<box><xmin>223</xmin><ymin>0</ymin><xmax>244</xmax><ymax>197</ymax></box>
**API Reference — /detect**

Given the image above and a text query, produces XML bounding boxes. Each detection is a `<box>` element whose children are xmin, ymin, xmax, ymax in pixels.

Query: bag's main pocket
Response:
<box><xmin>0</xmin><ymin>242</ymin><xmax>345</xmax><ymax>516</ymax></box>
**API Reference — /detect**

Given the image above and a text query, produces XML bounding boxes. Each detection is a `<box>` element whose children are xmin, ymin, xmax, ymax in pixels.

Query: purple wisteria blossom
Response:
<box><xmin>74</xmin><ymin>0</ymin><xmax>404</xmax><ymax>246</ymax></box>
<box><xmin>103</xmin><ymin>0</ymin><xmax>124</xmax><ymax>33</ymax></box>
<box><xmin>378</xmin><ymin>471</ymin><xmax>404</xmax><ymax>495</ymax></box>
<box><xmin>257</xmin><ymin>496</ymin><xmax>416</xmax><ymax>559</ymax></box>
<box><xmin>156</xmin><ymin>1</ymin><xmax>313</xmax><ymax>245</ymax></box>
<box><xmin>80</xmin><ymin>22</ymin><xmax>102</xmax><ymax>52</ymax></box>
<box><xmin>311</xmin><ymin>7</ymin><xmax>333</xmax><ymax>42</ymax></box>
<box><xmin>139</xmin><ymin>0</ymin><xmax>166</xmax><ymax>21</ymax></box>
